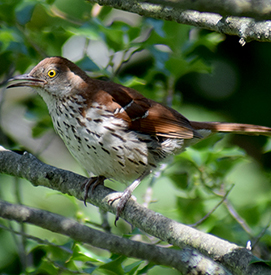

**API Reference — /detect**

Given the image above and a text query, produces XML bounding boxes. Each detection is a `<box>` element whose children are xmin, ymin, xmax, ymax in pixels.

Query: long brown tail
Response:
<box><xmin>190</xmin><ymin>121</ymin><xmax>271</xmax><ymax>137</ymax></box>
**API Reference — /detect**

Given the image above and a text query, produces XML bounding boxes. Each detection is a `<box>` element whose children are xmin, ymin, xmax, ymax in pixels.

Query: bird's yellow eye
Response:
<box><xmin>48</xmin><ymin>69</ymin><xmax>56</xmax><ymax>78</ymax></box>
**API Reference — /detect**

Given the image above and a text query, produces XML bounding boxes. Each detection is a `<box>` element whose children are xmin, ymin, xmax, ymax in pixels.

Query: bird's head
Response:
<box><xmin>7</xmin><ymin>56</ymin><xmax>89</xmax><ymax>102</ymax></box>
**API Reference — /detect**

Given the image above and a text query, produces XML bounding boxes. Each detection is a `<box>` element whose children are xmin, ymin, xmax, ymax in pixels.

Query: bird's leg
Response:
<box><xmin>81</xmin><ymin>176</ymin><xmax>106</xmax><ymax>206</ymax></box>
<box><xmin>109</xmin><ymin>171</ymin><xmax>150</xmax><ymax>225</ymax></box>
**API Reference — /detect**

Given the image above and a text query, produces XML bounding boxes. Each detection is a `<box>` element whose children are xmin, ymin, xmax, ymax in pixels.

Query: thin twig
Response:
<box><xmin>143</xmin><ymin>163</ymin><xmax>167</xmax><ymax>208</ymax></box>
<box><xmin>0</xmin><ymin>224</ymin><xmax>73</xmax><ymax>254</ymax></box>
<box><xmin>252</xmin><ymin>217</ymin><xmax>271</xmax><ymax>250</ymax></box>
<box><xmin>190</xmin><ymin>184</ymin><xmax>234</xmax><ymax>227</ymax></box>
<box><xmin>99</xmin><ymin>208</ymin><xmax>111</xmax><ymax>232</ymax></box>
<box><xmin>7</xmin><ymin>221</ymin><xmax>27</xmax><ymax>270</ymax></box>
<box><xmin>224</xmin><ymin>198</ymin><xmax>252</xmax><ymax>235</ymax></box>
<box><xmin>13</xmin><ymin>177</ymin><xmax>28</xmax><ymax>269</ymax></box>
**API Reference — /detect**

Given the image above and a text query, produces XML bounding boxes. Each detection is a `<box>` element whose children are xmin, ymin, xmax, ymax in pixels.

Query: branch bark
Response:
<box><xmin>89</xmin><ymin>0</ymin><xmax>271</xmax><ymax>44</ymax></box>
<box><xmin>0</xmin><ymin>146</ymin><xmax>270</xmax><ymax>274</ymax></box>
<box><xmin>142</xmin><ymin>0</ymin><xmax>271</xmax><ymax>19</ymax></box>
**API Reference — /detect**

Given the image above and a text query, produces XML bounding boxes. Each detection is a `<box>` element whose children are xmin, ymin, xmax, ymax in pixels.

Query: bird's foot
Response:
<box><xmin>81</xmin><ymin>176</ymin><xmax>105</xmax><ymax>206</ymax></box>
<box><xmin>108</xmin><ymin>188</ymin><xmax>134</xmax><ymax>226</ymax></box>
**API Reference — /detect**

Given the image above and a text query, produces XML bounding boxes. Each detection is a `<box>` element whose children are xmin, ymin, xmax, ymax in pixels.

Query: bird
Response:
<box><xmin>7</xmin><ymin>56</ymin><xmax>271</xmax><ymax>223</ymax></box>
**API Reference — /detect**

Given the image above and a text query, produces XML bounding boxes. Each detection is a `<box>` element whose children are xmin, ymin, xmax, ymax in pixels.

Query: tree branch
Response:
<box><xmin>142</xmin><ymin>0</ymin><xmax>271</xmax><ymax>20</ymax></box>
<box><xmin>0</xmin><ymin>200</ymin><xmax>230</xmax><ymax>274</ymax></box>
<box><xmin>89</xmin><ymin>0</ymin><xmax>271</xmax><ymax>44</ymax></box>
<box><xmin>0</xmin><ymin>146</ymin><xmax>270</xmax><ymax>274</ymax></box>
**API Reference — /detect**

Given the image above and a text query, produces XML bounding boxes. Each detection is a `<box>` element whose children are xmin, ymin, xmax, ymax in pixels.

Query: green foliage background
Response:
<box><xmin>0</xmin><ymin>0</ymin><xmax>271</xmax><ymax>274</ymax></box>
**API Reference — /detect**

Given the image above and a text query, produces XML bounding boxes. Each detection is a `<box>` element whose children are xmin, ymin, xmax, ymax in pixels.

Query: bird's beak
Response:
<box><xmin>7</xmin><ymin>74</ymin><xmax>45</xmax><ymax>89</ymax></box>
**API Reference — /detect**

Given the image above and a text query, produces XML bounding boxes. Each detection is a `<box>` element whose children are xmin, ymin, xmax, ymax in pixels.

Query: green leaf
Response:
<box><xmin>15</xmin><ymin>1</ymin><xmax>36</xmax><ymax>25</ymax></box>
<box><xmin>137</xmin><ymin>262</ymin><xmax>155</xmax><ymax>274</ymax></box>
<box><xmin>169</xmin><ymin>172</ymin><xmax>189</xmax><ymax>190</ymax></box>
<box><xmin>31</xmin><ymin>258</ymin><xmax>59</xmax><ymax>275</ymax></box>
<box><xmin>71</xmin><ymin>244</ymin><xmax>106</xmax><ymax>263</ymax></box>
<box><xmin>145</xmin><ymin>18</ymin><xmax>165</xmax><ymax>38</ymax></box>
<box><xmin>76</xmin><ymin>56</ymin><xmax>100</xmax><ymax>72</ymax></box>
<box><xmin>250</xmin><ymin>255</ymin><xmax>271</xmax><ymax>267</ymax></box>
<box><xmin>147</xmin><ymin>45</ymin><xmax>170</xmax><ymax>75</ymax></box>
<box><xmin>176</xmin><ymin>196</ymin><xmax>207</xmax><ymax>223</ymax></box>
<box><xmin>99</xmin><ymin>255</ymin><xmax>126</xmax><ymax>275</ymax></box>
<box><xmin>263</xmin><ymin>138</ymin><xmax>271</xmax><ymax>153</ymax></box>
<box><xmin>68</xmin><ymin>23</ymin><xmax>100</xmax><ymax>40</ymax></box>
<box><xmin>123</xmin><ymin>261</ymin><xmax>143</xmax><ymax>274</ymax></box>
<box><xmin>31</xmin><ymin>117</ymin><xmax>53</xmax><ymax>137</ymax></box>
<box><xmin>46</xmin><ymin>0</ymin><xmax>56</xmax><ymax>4</ymax></box>
<box><xmin>121</xmin><ymin>76</ymin><xmax>146</xmax><ymax>89</ymax></box>
<box><xmin>0</xmin><ymin>28</ymin><xmax>16</xmax><ymax>52</ymax></box>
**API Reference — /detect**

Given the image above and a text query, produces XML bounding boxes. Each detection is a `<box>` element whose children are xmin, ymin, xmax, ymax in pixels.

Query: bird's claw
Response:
<box><xmin>81</xmin><ymin>176</ymin><xmax>105</xmax><ymax>206</ymax></box>
<box><xmin>108</xmin><ymin>189</ymin><xmax>133</xmax><ymax>225</ymax></box>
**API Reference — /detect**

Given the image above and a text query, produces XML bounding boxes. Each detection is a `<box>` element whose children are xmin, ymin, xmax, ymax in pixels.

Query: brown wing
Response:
<box><xmin>129</xmin><ymin>100</ymin><xmax>200</xmax><ymax>139</ymax></box>
<box><xmin>96</xmin><ymin>81</ymin><xmax>200</xmax><ymax>139</ymax></box>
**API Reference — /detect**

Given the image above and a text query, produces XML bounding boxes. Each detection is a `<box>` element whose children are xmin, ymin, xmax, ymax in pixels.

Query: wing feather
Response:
<box><xmin>98</xmin><ymin>82</ymin><xmax>200</xmax><ymax>139</ymax></box>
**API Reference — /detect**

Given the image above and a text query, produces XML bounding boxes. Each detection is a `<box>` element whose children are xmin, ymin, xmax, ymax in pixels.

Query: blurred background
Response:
<box><xmin>0</xmin><ymin>0</ymin><xmax>271</xmax><ymax>274</ymax></box>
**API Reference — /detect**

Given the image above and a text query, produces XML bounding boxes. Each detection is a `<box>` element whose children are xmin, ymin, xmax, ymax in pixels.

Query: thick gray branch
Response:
<box><xmin>0</xmin><ymin>146</ymin><xmax>270</xmax><ymax>274</ymax></box>
<box><xmin>142</xmin><ymin>0</ymin><xmax>271</xmax><ymax>20</ymax></box>
<box><xmin>89</xmin><ymin>0</ymin><xmax>271</xmax><ymax>43</ymax></box>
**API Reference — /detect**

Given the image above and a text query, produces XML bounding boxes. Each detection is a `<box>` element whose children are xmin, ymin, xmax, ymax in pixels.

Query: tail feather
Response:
<box><xmin>190</xmin><ymin>121</ymin><xmax>271</xmax><ymax>137</ymax></box>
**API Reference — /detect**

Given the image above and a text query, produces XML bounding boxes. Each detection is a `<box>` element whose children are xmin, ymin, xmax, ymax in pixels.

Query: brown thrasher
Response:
<box><xmin>7</xmin><ymin>56</ymin><xmax>271</xmax><ymax>222</ymax></box>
